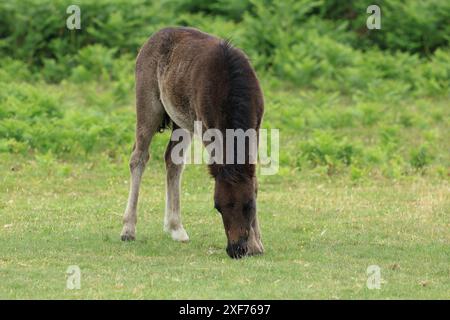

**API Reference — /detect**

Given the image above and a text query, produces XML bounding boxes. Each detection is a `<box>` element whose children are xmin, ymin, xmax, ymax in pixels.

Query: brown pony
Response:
<box><xmin>120</xmin><ymin>27</ymin><xmax>264</xmax><ymax>258</ymax></box>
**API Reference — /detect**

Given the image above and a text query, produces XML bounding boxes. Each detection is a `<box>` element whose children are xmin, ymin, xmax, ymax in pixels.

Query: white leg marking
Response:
<box><xmin>164</xmin><ymin>138</ymin><xmax>190</xmax><ymax>242</ymax></box>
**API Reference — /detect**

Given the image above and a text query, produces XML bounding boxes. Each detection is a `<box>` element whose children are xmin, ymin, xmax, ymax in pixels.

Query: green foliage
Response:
<box><xmin>410</xmin><ymin>145</ymin><xmax>433</xmax><ymax>170</ymax></box>
<box><xmin>0</xmin><ymin>0</ymin><xmax>449</xmax><ymax>180</ymax></box>
<box><xmin>300</xmin><ymin>131</ymin><xmax>359</xmax><ymax>176</ymax></box>
<box><xmin>0</xmin><ymin>82</ymin><xmax>134</xmax><ymax>156</ymax></box>
<box><xmin>171</xmin><ymin>0</ymin><xmax>253</xmax><ymax>21</ymax></box>
<box><xmin>1</xmin><ymin>0</ymin><xmax>448</xmax><ymax>95</ymax></box>
<box><xmin>318</xmin><ymin>0</ymin><xmax>450</xmax><ymax>54</ymax></box>
<box><xmin>0</xmin><ymin>0</ymin><xmax>171</xmax><ymax>64</ymax></box>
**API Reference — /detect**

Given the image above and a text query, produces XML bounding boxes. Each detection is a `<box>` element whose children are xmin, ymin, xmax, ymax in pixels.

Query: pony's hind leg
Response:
<box><xmin>121</xmin><ymin>71</ymin><xmax>165</xmax><ymax>241</ymax></box>
<box><xmin>163</xmin><ymin>130</ymin><xmax>191</xmax><ymax>242</ymax></box>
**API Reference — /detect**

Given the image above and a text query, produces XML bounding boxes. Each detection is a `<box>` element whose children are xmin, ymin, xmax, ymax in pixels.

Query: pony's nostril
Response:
<box><xmin>226</xmin><ymin>241</ymin><xmax>248</xmax><ymax>259</ymax></box>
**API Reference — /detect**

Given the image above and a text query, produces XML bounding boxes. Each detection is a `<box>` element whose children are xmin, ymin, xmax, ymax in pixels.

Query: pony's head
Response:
<box><xmin>212</xmin><ymin>167</ymin><xmax>260</xmax><ymax>258</ymax></box>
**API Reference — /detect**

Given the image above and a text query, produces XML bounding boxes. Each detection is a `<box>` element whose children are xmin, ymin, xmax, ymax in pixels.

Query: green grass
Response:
<box><xmin>1</xmin><ymin>153</ymin><xmax>448</xmax><ymax>299</ymax></box>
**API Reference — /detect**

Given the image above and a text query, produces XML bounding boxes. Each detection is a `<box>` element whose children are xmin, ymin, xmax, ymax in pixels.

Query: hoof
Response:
<box><xmin>120</xmin><ymin>226</ymin><xmax>135</xmax><ymax>241</ymax></box>
<box><xmin>247</xmin><ymin>240</ymin><xmax>264</xmax><ymax>256</ymax></box>
<box><xmin>121</xmin><ymin>234</ymin><xmax>135</xmax><ymax>241</ymax></box>
<box><xmin>247</xmin><ymin>226</ymin><xmax>264</xmax><ymax>256</ymax></box>
<box><xmin>166</xmin><ymin>226</ymin><xmax>189</xmax><ymax>242</ymax></box>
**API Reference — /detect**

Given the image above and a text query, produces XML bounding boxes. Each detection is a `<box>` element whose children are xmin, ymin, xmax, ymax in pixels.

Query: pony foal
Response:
<box><xmin>121</xmin><ymin>27</ymin><xmax>264</xmax><ymax>258</ymax></box>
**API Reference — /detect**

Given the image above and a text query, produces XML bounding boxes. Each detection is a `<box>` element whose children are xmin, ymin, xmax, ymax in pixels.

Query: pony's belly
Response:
<box><xmin>160</xmin><ymin>91</ymin><xmax>195</xmax><ymax>132</ymax></box>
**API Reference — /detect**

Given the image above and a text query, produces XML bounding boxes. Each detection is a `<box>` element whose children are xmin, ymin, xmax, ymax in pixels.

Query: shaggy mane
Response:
<box><xmin>208</xmin><ymin>40</ymin><xmax>257</xmax><ymax>184</ymax></box>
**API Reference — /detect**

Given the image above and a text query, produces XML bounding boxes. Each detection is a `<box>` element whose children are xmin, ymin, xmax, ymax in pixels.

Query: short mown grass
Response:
<box><xmin>1</xmin><ymin>153</ymin><xmax>448</xmax><ymax>299</ymax></box>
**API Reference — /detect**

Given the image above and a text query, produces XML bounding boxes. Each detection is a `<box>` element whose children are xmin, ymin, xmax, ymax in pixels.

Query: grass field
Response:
<box><xmin>1</xmin><ymin>153</ymin><xmax>448</xmax><ymax>299</ymax></box>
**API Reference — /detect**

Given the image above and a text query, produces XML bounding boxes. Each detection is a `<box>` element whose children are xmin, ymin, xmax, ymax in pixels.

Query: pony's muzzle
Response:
<box><xmin>226</xmin><ymin>237</ymin><xmax>248</xmax><ymax>259</ymax></box>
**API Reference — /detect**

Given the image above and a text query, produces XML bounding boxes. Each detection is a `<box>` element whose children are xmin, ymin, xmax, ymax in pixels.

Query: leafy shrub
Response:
<box><xmin>318</xmin><ymin>0</ymin><xmax>450</xmax><ymax>54</ymax></box>
<box><xmin>0</xmin><ymin>0</ymin><xmax>172</xmax><ymax>67</ymax></box>
<box><xmin>172</xmin><ymin>0</ymin><xmax>253</xmax><ymax>21</ymax></box>
<box><xmin>0</xmin><ymin>82</ymin><xmax>134</xmax><ymax>156</ymax></box>
<box><xmin>0</xmin><ymin>0</ymin><xmax>448</xmax><ymax>97</ymax></box>
<box><xmin>300</xmin><ymin>131</ymin><xmax>359</xmax><ymax>168</ymax></box>
<box><xmin>0</xmin><ymin>0</ymin><xmax>448</xmax><ymax>180</ymax></box>
<box><xmin>410</xmin><ymin>145</ymin><xmax>433</xmax><ymax>170</ymax></box>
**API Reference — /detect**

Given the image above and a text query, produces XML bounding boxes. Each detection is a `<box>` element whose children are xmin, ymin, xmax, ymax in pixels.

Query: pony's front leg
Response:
<box><xmin>163</xmin><ymin>132</ymin><xmax>190</xmax><ymax>242</ymax></box>
<box><xmin>247</xmin><ymin>215</ymin><xmax>264</xmax><ymax>255</ymax></box>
